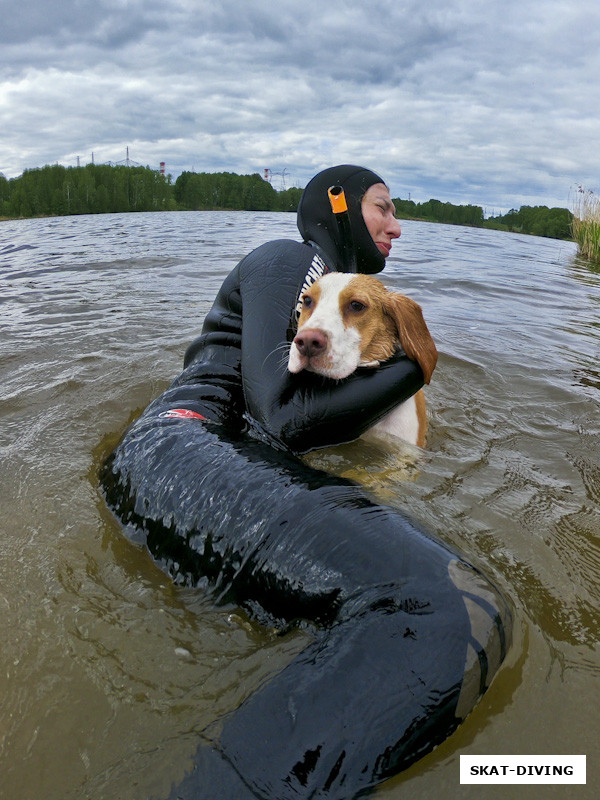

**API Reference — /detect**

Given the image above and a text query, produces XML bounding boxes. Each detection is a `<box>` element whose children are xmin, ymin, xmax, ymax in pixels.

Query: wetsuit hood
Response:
<box><xmin>297</xmin><ymin>164</ymin><xmax>387</xmax><ymax>274</ymax></box>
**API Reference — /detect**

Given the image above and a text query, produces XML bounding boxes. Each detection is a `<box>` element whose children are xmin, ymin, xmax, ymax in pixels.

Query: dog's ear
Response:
<box><xmin>383</xmin><ymin>293</ymin><xmax>438</xmax><ymax>383</ymax></box>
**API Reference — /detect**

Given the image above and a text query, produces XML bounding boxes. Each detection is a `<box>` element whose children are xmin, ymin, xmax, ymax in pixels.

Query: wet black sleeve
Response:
<box><xmin>100</xmin><ymin>419</ymin><xmax>512</xmax><ymax>800</ymax></box>
<box><xmin>237</xmin><ymin>241</ymin><xmax>424</xmax><ymax>453</ymax></box>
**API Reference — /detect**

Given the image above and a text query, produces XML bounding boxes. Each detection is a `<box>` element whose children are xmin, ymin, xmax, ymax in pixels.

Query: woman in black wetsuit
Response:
<box><xmin>102</xmin><ymin>165</ymin><xmax>512</xmax><ymax>800</ymax></box>
<box><xmin>163</xmin><ymin>164</ymin><xmax>420</xmax><ymax>451</ymax></box>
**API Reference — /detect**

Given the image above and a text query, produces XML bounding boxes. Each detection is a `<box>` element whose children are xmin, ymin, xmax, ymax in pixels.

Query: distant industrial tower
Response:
<box><xmin>115</xmin><ymin>147</ymin><xmax>141</xmax><ymax>168</ymax></box>
<box><xmin>263</xmin><ymin>168</ymin><xmax>289</xmax><ymax>191</ymax></box>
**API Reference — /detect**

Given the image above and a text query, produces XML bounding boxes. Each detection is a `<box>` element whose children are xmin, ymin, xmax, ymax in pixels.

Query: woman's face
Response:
<box><xmin>361</xmin><ymin>183</ymin><xmax>401</xmax><ymax>258</ymax></box>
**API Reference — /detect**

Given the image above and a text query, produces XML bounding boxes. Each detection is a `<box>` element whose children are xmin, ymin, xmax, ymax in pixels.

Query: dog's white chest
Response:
<box><xmin>367</xmin><ymin>396</ymin><xmax>419</xmax><ymax>444</ymax></box>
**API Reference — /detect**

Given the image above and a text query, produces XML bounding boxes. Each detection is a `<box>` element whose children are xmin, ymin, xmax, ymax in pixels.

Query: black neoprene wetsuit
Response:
<box><xmin>101</xmin><ymin>166</ymin><xmax>512</xmax><ymax>800</ymax></box>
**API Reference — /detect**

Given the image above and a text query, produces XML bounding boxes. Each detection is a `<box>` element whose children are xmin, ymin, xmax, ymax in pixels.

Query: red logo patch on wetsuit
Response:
<box><xmin>159</xmin><ymin>408</ymin><xmax>206</xmax><ymax>420</ymax></box>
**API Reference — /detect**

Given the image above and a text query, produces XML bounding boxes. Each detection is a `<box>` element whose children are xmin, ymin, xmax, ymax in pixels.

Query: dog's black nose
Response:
<box><xmin>294</xmin><ymin>329</ymin><xmax>327</xmax><ymax>358</ymax></box>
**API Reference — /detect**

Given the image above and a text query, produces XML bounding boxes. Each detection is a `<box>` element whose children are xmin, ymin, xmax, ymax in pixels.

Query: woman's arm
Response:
<box><xmin>238</xmin><ymin>240</ymin><xmax>424</xmax><ymax>453</ymax></box>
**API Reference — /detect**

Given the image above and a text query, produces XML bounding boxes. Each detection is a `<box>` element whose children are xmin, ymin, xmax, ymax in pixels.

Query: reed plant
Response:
<box><xmin>572</xmin><ymin>187</ymin><xmax>600</xmax><ymax>263</ymax></box>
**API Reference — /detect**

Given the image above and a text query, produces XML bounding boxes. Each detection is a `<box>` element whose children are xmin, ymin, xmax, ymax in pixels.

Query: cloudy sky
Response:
<box><xmin>2</xmin><ymin>0</ymin><xmax>599</xmax><ymax>213</ymax></box>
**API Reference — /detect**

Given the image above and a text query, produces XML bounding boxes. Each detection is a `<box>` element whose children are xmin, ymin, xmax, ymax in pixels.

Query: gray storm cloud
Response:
<box><xmin>2</xmin><ymin>0</ymin><xmax>599</xmax><ymax>211</ymax></box>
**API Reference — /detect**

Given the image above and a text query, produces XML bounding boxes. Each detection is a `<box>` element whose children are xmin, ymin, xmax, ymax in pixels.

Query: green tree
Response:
<box><xmin>174</xmin><ymin>171</ymin><xmax>278</xmax><ymax>211</ymax></box>
<box><xmin>275</xmin><ymin>186</ymin><xmax>303</xmax><ymax>211</ymax></box>
<box><xmin>490</xmin><ymin>205</ymin><xmax>572</xmax><ymax>239</ymax></box>
<box><xmin>0</xmin><ymin>173</ymin><xmax>10</xmax><ymax>215</ymax></box>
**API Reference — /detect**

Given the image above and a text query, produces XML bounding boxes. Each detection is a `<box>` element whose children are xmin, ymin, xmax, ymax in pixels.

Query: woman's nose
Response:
<box><xmin>388</xmin><ymin>217</ymin><xmax>402</xmax><ymax>239</ymax></box>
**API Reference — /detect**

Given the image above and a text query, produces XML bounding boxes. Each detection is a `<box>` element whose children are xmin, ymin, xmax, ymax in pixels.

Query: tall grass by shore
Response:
<box><xmin>572</xmin><ymin>187</ymin><xmax>600</xmax><ymax>263</ymax></box>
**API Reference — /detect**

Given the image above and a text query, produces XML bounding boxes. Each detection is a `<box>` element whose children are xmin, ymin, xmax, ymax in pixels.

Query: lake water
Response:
<box><xmin>1</xmin><ymin>211</ymin><xmax>599</xmax><ymax>799</ymax></box>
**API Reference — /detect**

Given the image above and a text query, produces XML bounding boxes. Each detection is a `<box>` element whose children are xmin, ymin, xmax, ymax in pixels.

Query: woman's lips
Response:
<box><xmin>376</xmin><ymin>241</ymin><xmax>391</xmax><ymax>256</ymax></box>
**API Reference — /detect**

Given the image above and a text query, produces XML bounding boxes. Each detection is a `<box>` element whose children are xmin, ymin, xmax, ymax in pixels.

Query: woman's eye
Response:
<box><xmin>349</xmin><ymin>300</ymin><xmax>366</xmax><ymax>312</ymax></box>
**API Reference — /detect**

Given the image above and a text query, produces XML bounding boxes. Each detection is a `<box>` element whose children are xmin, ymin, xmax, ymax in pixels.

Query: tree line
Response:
<box><xmin>486</xmin><ymin>205</ymin><xmax>572</xmax><ymax>240</ymax></box>
<box><xmin>395</xmin><ymin>197</ymin><xmax>572</xmax><ymax>239</ymax></box>
<box><xmin>394</xmin><ymin>198</ymin><xmax>485</xmax><ymax>227</ymax></box>
<box><xmin>0</xmin><ymin>164</ymin><xmax>573</xmax><ymax>240</ymax></box>
<box><xmin>0</xmin><ymin>163</ymin><xmax>175</xmax><ymax>217</ymax></box>
<box><xmin>0</xmin><ymin>164</ymin><xmax>302</xmax><ymax>219</ymax></box>
<box><xmin>173</xmin><ymin>170</ymin><xmax>302</xmax><ymax>211</ymax></box>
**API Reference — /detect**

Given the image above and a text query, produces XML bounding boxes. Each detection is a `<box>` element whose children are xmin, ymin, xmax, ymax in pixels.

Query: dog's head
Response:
<box><xmin>288</xmin><ymin>273</ymin><xmax>438</xmax><ymax>382</ymax></box>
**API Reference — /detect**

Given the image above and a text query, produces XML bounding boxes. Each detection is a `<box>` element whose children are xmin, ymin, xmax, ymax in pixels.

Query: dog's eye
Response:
<box><xmin>349</xmin><ymin>300</ymin><xmax>366</xmax><ymax>313</ymax></box>
<box><xmin>302</xmin><ymin>296</ymin><xmax>313</xmax><ymax>308</ymax></box>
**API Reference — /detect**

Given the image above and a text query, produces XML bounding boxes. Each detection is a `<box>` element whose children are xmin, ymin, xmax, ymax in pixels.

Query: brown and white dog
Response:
<box><xmin>288</xmin><ymin>272</ymin><xmax>438</xmax><ymax>447</ymax></box>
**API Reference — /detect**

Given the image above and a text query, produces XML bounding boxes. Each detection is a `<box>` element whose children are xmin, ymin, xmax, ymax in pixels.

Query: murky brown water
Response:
<box><xmin>1</xmin><ymin>211</ymin><xmax>599</xmax><ymax>799</ymax></box>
